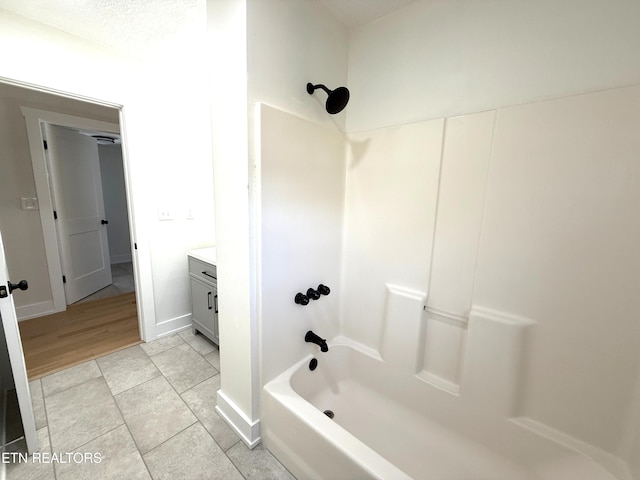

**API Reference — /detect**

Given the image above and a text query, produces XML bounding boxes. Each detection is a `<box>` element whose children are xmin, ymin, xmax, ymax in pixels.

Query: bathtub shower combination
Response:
<box><xmin>263</xmin><ymin>338</ymin><xmax>619</xmax><ymax>480</ymax></box>
<box><xmin>258</xmin><ymin>80</ymin><xmax>640</xmax><ymax>479</ymax></box>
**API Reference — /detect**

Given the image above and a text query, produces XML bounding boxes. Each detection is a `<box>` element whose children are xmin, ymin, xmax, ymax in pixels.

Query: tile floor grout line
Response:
<box><xmin>107</xmin><ymin>374</ymin><xmax>155</xmax><ymax>480</ymax></box>
<box><xmin>107</xmin><ymin>358</ymin><xmax>204</xmax><ymax>468</ymax></box>
<box><xmin>178</xmin><ymin>379</ymin><xmax>231</xmax><ymax>454</ymax></box>
<box><xmin>162</xmin><ymin>340</ymin><xmax>249</xmax><ymax>480</ymax></box>
<box><xmin>38</xmin><ymin>378</ymin><xmax>58</xmax><ymax>480</ymax></box>
<box><xmin>40</xmin><ymin>360</ymin><xmax>103</xmax><ymax>399</ymax></box>
<box><xmin>225</xmin><ymin>439</ymin><xmax>242</xmax><ymax>453</ymax></box>
<box><xmin>97</xmin><ymin>357</ymin><xmax>158</xmax><ymax>480</ymax></box>
<box><xmin>148</xmin><ymin>342</ymin><xmax>243</xmax><ymax>468</ymax></box>
<box><xmin>108</xmin><ymin>367</ymin><xmax>161</xmax><ymax>398</ymax></box>
<box><xmin>179</xmin><ymin>371</ymin><xmax>220</xmax><ymax>396</ymax></box>
<box><xmin>143</xmin><ymin>339</ymin><xmax>188</xmax><ymax>359</ymax></box>
<box><xmin>180</xmin><ymin>331</ymin><xmax>220</xmax><ymax>357</ymax></box>
<box><xmin>138</xmin><ymin>418</ymin><xmax>199</xmax><ymax>458</ymax></box>
<box><xmin>139</xmin><ymin>334</ymin><xmax>188</xmax><ymax>358</ymax></box>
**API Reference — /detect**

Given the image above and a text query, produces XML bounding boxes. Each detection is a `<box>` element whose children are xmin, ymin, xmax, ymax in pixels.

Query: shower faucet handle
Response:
<box><xmin>295</xmin><ymin>292</ymin><xmax>309</xmax><ymax>305</ymax></box>
<box><xmin>306</xmin><ymin>288</ymin><xmax>321</xmax><ymax>301</ymax></box>
<box><xmin>317</xmin><ymin>284</ymin><xmax>330</xmax><ymax>296</ymax></box>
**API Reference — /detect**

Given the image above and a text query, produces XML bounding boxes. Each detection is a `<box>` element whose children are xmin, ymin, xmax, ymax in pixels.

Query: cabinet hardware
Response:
<box><xmin>202</xmin><ymin>271</ymin><xmax>216</xmax><ymax>280</ymax></box>
<box><xmin>207</xmin><ymin>291</ymin><xmax>212</xmax><ymax>310</ymax></box>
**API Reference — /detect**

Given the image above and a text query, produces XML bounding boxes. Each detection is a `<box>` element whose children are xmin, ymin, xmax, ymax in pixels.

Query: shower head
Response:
<box><xmin>306</xmin><ymin>82</ymin><xmax>350</xmax><ymax>114</ymax></box>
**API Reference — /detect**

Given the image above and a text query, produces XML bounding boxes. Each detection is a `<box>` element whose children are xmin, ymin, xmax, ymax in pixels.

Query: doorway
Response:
<box><xmin>0</xmin><ymin>80</ymin><xmax>143</xmax><ymax>378</ymax></box>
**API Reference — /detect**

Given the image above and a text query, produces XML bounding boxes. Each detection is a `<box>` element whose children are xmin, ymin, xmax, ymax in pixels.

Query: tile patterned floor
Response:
<box><xmin>4</xmin><ymin>330</ymin><xmax>296</xmax><ymax>480</ymax></box>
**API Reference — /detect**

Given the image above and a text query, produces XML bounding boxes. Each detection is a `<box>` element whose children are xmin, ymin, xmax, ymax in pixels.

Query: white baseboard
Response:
<box><xmin>110</xmin><ymin>253</ymin><xmax>132</xmax><ymax>264</ymax></box>
<box><xmin>16</xmin><ymin>300</ymin><xmax>56</xmax><ymax>321</ymax></box>
<box><xmin>216</xmin><ymin>389</ymin><xmax>261</xmax><ymax>449</ymax></box>
<box><xmin>154</xmin><ymin>314</ymin><xmax>192</xmax><ymax>339</ymax></box>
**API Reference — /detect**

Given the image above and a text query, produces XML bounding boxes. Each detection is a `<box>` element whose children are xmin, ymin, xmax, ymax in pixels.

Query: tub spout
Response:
<box><xmin>305</xmin><ymin>330</ymin><xmax>328</xmax><ymax>352</ymax></box>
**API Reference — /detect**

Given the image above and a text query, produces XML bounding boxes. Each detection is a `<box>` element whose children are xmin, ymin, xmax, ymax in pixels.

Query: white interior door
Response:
<box><xmin>0</xmin><ymin>230</ymin><xmax>37</xmax><ymax>453</ymax></box>
<box><xmin>44</xmin><ymin>124</ymin><xmax>112</xmax><ymax>304</ymax></box>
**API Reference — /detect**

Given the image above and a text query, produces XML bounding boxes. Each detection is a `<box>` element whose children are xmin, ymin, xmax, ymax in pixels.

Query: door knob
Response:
<box><xmin>101</xmin><ymin>220</ymin><xmax>109</xmax><ymax>225</ymax></box>
<box><xmin>8</xmin><ymin>280</ymin><xmax>28</xmax><ymax>293</ymax></box>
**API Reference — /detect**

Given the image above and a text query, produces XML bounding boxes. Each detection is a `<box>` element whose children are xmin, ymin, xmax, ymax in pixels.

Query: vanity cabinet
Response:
<box><xmin>188</xmin><ymin>250</ymin><xmax>218</xmax><ymax>345</ymax></box>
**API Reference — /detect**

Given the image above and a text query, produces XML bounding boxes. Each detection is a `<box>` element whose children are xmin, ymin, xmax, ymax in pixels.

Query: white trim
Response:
<box><xmin>154</xmin><ymin>314</ymin><xmax>192</xmax><ymax>338</ymax></box>
<box><xmin>216</xmin><ymin>389</ymin><xmax>261</xmax><ymax>449</ymax></box>
<box><xmin>110</xmin><ymin>253</ymin><xmax>132</xmax><ymax>264</ymax></box>
<box><xmin>16</xmin><ymin>301</ymin><xmax>55</xmax><ymax>322</ymax></box>
<box><xmin>0</xmin><ymin>76</ymin><xmax>123</xmax><ymax>109</ymax></box>
<box><xmin>117</xmin><ymin>107</ymin><xmax>155</xmax><ymax>342</ymax></box>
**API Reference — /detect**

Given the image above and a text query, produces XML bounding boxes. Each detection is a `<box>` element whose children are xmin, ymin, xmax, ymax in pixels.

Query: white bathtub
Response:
<box><xmin>262</xmin><ymin>339</ymin><xmax>621</xmax><ymax>480</ymax></box>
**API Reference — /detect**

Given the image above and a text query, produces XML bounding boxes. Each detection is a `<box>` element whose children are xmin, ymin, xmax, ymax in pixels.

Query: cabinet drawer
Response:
<box><xmin>189</xmin><ymin>257</ymin><xmax>217</xmax><ymax>283</ymax></box>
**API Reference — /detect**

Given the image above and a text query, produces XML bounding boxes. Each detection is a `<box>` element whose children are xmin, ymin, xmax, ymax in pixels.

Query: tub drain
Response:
<box><xmin>323</xmin><ymin>410</ymin><xmax>334</xmax><ymax>419</ymax></box>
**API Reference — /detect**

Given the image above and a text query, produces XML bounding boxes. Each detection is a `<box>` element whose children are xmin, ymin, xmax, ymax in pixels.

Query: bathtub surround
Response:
<box><xmin>258</xmin><ymin>81</ymin><xmax>640</xmax><ymax>479</ymax></box>
<box><xmin>258</xmin><ymin>104</ymin><xmax>345</xmax><ymax>386</ymax></box>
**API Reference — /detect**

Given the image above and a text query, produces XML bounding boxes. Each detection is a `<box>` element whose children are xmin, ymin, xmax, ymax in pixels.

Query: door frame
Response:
<box><xmin>22</xmin><ymin>108</ymin><xmax>119</xmax><ymax>313</ymax></box>
<box><xmin>11</xmin><ymin>90</ymin><xmax>154</xmax><ymax>342</ymax></box>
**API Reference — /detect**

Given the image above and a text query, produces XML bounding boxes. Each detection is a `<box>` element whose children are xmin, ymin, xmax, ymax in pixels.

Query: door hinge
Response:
<box><xmin>53</xmin><ymin>210</ymin><xmax>58</xmax><ymax>220</ymax></box>
<box><xmin>62</xmin><ymin>275</ymin><xmax>66</xmax><ymax>284</ymax></box>
<box><xmin>43</xmin><ymin>140</ymin><xmax>48</xmax><ymax>150</ymax></box>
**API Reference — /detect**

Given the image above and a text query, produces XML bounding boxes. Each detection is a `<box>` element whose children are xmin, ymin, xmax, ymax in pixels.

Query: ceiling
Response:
<box><xmin>0</xmin><ymin>0</ymin><xmax>419</xmax><ymax>53</ymax></box>
<box><xmin>0</xmin><ymin>0</ymin><xmax>204</xmax><ymax>58</ymax></box>
<box><xmin>319</xmin><ymin>0</ymin><xmax>418</xmax><ymax>27</ymax></box>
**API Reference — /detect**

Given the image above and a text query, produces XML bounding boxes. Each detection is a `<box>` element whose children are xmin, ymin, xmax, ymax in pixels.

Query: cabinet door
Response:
<box><xmin>190</xmin><ymin>277</ymin><xmax>216</xmax><ymax>336</ymax></box>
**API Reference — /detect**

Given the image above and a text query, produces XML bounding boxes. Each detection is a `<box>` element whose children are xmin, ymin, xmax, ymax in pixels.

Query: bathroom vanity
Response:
<box><xmin>187</xmin><ymin>248</ymin><xmax>218</xmax><ymax>345</ymax></box>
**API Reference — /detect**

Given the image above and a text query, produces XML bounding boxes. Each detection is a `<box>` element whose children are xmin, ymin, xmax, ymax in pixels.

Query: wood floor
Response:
<box><xmin>18</xmin><ymin>292</ymin><xmax>141</xmax><ymax>380</ymax></box>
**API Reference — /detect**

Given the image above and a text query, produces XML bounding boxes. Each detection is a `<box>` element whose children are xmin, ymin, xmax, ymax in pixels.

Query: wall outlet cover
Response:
<box><xmin>20</xmin><ymin>197</ymin><xmax>39</xmax><ymax>210</ymax></box>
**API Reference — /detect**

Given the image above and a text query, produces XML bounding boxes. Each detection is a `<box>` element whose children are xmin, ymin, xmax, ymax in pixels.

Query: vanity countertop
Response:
<box><xmin>187</xmin><ymin>247</ymin><xmax>217</xmax><ymax>265</ymax></box>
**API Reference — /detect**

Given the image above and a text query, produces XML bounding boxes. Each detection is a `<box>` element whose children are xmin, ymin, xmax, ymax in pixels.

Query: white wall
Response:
<box><xmin>206</xmin><ymin>0</ymin><xmax>257</xmax><ymax>444</ymax></box>
<box><xmin>98</xmin><ymin>144</ymin><xmax>131</xmax><ymax>264</ymax></box>
<box><xmin>208</xmin><ymin>0</ymin><xmax>349</xmax><ymax>445</ymax></box>
<box><xmin>347</xmin><ymin>0</ymin><xmax>640</xmax><ymax>132</ymax></box>
<box><xmin>247</xmin><ymin>0</ymin><xmax>349</xmax><ymax>132</ymax></box>
<box><xmin>0</xmin><ymin>7</ymin><xmax>215</xmax><ymax>337</ymax></box>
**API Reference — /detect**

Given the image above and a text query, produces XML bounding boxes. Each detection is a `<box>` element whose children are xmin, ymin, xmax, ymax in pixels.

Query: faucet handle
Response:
<box><xmin>295</xmin><ymin>292</ymin><xmax>309</xmax><ymax>305</ymax></box>
<box><xmin>306</xmin><ymin>288</ymin><xmax>320</xmax><ymax>300</ymax></box>
<box><xmin>317</xmin><ymin>284</ymin><xmax>330</xmax><ymax>296</ymax></box>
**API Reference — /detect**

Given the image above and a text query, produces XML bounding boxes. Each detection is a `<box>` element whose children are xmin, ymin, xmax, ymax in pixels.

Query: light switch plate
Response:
<box><xmin>158</xmin><ymin>208</ymin><xmax>173</xmax><ymax>221</ymax></box>
<box><xmin>20</xmin><ymin>197</ymin><xmax>39</xmax><ymax>210</ymax></box>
